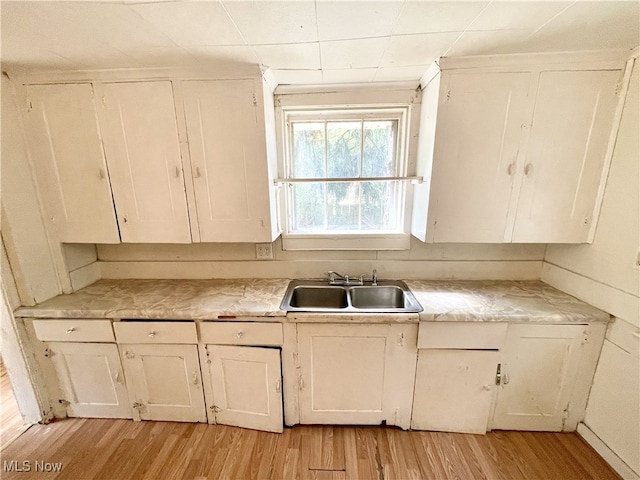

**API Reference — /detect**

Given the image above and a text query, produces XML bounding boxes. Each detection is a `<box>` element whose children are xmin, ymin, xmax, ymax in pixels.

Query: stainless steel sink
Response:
<box><xmin>280</xmin><ymin>280</ymin><xmax>422</xmax><ymax>313</ymax></box>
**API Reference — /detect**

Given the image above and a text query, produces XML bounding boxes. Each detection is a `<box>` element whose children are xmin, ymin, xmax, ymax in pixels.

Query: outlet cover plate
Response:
<box><xmin>256</xmin><ymin>243</ymin><xmax>273</xmax><ymax>260</ymax></box>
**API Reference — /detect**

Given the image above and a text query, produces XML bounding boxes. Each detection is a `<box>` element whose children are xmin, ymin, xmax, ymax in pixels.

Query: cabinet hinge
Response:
<box><xmin>44</xmin><ymin>348</ymin><xmax>54</xmax><ymax>358</ymax></box>
<box><xmin>132</xmin><ymin>402</ymin><xmax>147</xmax><ymax>413</ymax></box>
<box><xmin>211</xmin><ymin>405</ymin><xmax>221</xmax><ymax>413</ymax></box>
<box><xmin>495</xmin><ymin>363</ymin><xmax>502</xmax><ymax>385</ymax></box>
<box><xmin>58</xmin><ymin>399</ymin><xmax>70</xmax><ymax>407</ymax></box>
<box><xmin>26</xmin><ymin>98</ymin><xmax>33</xmax><ymax>112</ymax></box>
<box><xmin>445</xmin><ymin>90</ymin><xmax>451</xmax><ymax>102</ymax></box>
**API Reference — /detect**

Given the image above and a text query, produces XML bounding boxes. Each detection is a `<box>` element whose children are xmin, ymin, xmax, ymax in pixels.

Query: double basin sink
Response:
<box><xmin>280</xmin><ymin>279</ymin><xmax>423</xmax><ymax>313</ymax></box>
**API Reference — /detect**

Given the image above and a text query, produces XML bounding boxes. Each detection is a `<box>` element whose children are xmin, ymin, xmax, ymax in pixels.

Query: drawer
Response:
<box><xmin>418</xmin><ymin>322</ymin><xmax>507</xmax><ymax>349</ymax></box>
<box><xmin>114</xmin><ymin>321</ymin><xmax>197</xmax><ymax>344</ymax></box>
<box><xmin>199</xmin><ymin>322</ymin><xmax>283</xmax><ymax>346</ymax></box>
<box><xmin>33</xmin><ymin>319</ymin><xmax>114</xmax><ymax>342</ymax></box>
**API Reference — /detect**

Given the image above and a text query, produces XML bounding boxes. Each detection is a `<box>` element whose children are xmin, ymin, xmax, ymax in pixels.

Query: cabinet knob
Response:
<box><xmin>148</xmin><ymin>331</ymin><xmax>156</xmax><ymax>338</ymax></box>
<box><xmin>66</xmin><ymin>327</ymin><xmax>75</xmax><ymax>334</ymax></box>
<box><xmin>236</xmin><ymin>330</ymin><xmax>244</xmax><ymax>338</ymax></box>
<box><xmin>195</xmin><ymin>167</ymin><xmax>202</xmax><ymax>178</ymax></box>
<box><xmin>507</xmin><ymin>163</ymin><xmax>515</xmax><ymax>176</ymax></box>
<box><xmin>524</xmin><ymin>163</ymin><xmax>533</xmax><ymax>176</ymax></box>
<box><xmin>483</xmin><ymin>384</ymin><xmax>492</xmax><ymax>391</ymax></box>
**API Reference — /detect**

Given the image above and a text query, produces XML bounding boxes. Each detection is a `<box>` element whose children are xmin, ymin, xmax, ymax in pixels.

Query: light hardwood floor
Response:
<box><xmin>0</xmin><ymin>418</ymin><xmax>621</xmax><ymax>480</ymax></box>
<box><xmin>0</xmin><ymin>356</ymin><xmax>28</xmax><ymax>451</ymax></box>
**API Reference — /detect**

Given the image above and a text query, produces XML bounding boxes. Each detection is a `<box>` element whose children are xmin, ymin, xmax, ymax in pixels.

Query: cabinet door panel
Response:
<box><xmin>204</xmin><ymin>345</ymin><xmax>283</xmax><ymax>433</ymax></box>
<box><xmin>182</xmin><ymin>79</ymin><xmax>274</xmax><ymax>242</ymax></box>
<box><xmin>412</xmin><ymin>349</ymin><xmax>498</xmax><ymax>434</ymax></box>
<box><xmin>297</xmin><ymin>324</ymin><xmax>416</xmax><ymax>427</ymax></box>
<box><xmin>49</xmin><ymin>342</ymin><xmax>131</xmax><ymax>418</ymax></box>
<box><xmin>23</xmin><ymin>84</ymin><xmax>119</xmax><ymax>243</ymax></box>
<box><xmin>98</xmin><ymin>82</ymin><xmax>191</xmax><ymax>243</ymax></box>
<box><xmin>427</xmin><ymin>73</ymin><xmax>531</xmax><ymax>242</ymax></box>
<box><xmin>513</xmin><ymin>70</ymin><xmax>620</xmax><ymax>242</ymax></box>
<box><xmin>492</xmin><ymin>324</ymin><xmax>584</xmax><ymax>431</ymax></box>
<box><xmin>120</xmin><ymin>344</ymin><xmax>206</xmax><ymax>422</ymax></box>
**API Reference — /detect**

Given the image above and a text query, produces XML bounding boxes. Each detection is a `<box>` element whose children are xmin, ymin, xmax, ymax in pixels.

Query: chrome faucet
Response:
<box><xmin>372</xmin><ymin>269</ymin><xmax>378</xmax><ymax>286</ymax></box>
<box><xmin>327</xmin><ymin>271</ymin><xmax>363</xmax><ymax>286</ymax></box>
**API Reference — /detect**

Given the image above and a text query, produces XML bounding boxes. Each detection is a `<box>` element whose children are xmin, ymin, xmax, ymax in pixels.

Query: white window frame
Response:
<box><xmin>276</xmin><ymin>104</ymin><xmax>417</xmax><ymax>251</ymax></box>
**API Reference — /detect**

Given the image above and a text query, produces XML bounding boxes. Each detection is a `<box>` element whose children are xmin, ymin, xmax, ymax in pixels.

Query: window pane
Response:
<box><xmin>363</xmin><ymin>121</ymin><xmax>396</xmax><ymax>177</ymax></box>
<box><xmin>361</xmin><ymin>181</ymin><xmax>397</xmax><ymax>230</ymax></box>
<box><xmin>292</xmin><ymin>123</ymin><xmax>325</xmax><ymax>178</ymax></box>
<box><xmin>292</xmin><ymin>183</ymin><xmax>326</xmax><ymax>231</ymax></box>
<box><xmin>327</xmin><ymin>182</ymin><xmax>359</xmax><ymax>230</ymax></box>
<box><xmin>327</xmin><ymin>122</ymin><xmax>361</xmax><ymax>178</ymax></box>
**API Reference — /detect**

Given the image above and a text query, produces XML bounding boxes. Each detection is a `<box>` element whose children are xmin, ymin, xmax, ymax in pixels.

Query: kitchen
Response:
<box><xmin>0</xmin><ymin>1</ymin><xmax>638</xmax><ymax>479</ymax></box>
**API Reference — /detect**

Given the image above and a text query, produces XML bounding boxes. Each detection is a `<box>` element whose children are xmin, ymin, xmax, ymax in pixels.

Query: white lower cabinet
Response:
<box><xmin>297</xmin><ymin>323</ymin><xmax>417</xmax><ymax>429</ymax></box>
<box><xmin>119</xmin><ymin>343</ymin><xmax>206</xmax><ymax>422</ymax></box>
<box><xmin>48</xmin><ymin>342</ymin><xmax>131</xmax><ymax>419</ymax></box>
<box><xmin>201</xmin><ymin>344</ymin><xmax>283</xmax><ymax>433</ymax></box>
<box><xmin>492</xmin><ymin>324</ymin><xmax>589</xmax><ymax>431</ymax></box>
<box><xmin>412</xmin><ymin>349</ymin><xmax>499</xmax><ymax>434</ymax></box>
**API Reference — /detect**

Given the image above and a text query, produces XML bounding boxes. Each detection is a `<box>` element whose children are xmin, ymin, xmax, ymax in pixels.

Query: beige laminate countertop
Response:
<box><xmin>15</xmin><ymin>278</ymin><xmax>610</xmax><ymax>324</ymax></box>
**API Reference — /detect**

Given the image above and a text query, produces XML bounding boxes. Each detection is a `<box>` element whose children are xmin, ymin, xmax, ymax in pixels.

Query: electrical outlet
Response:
<box><xmin>256</xmin><ymin>243</ymin><xmax>273</xmax><ymax>260</ymax></box>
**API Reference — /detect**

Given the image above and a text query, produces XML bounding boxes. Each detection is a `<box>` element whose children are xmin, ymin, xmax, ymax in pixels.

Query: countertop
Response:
<box><xmin>15</xmin><ymin>278</ymin><xmax>610</xmax><ymax>324</ymax></box>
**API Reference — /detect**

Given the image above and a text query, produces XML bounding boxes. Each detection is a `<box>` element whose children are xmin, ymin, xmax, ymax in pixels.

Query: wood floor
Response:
<box><xmin>0</xmin><ymin>417</ymin><xmax>621</xmax><ymax>480</ymax></box>
<box><xmin>0</xmin><ymin>356</ymin><xmax>28</xmax><ymax>451</ymax></box>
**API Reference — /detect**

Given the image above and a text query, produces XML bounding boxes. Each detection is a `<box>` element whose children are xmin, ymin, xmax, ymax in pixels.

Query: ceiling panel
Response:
<box><xmin>131</xmin><ymin>2</ymin><xmax>246</xmax><ymax>46</ymax></box>
<box><xmin>375</xmin><ymin>65</ymin><xmax>432</xmax><ymax>82</ymax></box>
<box><xmin>271</xmin><ymin>69</ymin><xmax>323</xmax><ymax>85</ymax></box>
<box><xmin>222</xmin><ymin>1</ymin><xmax>318</xmax><ymax>45</ymax></box>
<box><xmin>393</xmin><ymin>1</ymin><xmax>489</xmax><ymax>35</ymax></box>
<box><xmin>468</xmin><ymin>1</ymin><xmax>573</xmax><ymax>31</ymax></box>
<box><xmin>316</xmin><ymin>1</ymin><xmax>405</xmax><ymax>41</ymax></box>
<box><xmin>322</xmin><ymin>68</ymin><xmax>378</xmax><ymax>83</ymax></box>
<box><xmin>446</xmin><ymin>29</ymin><xmax>536</xmax><ymax>57</ymax></box>
<box><xmin>379</xmin><ymin>32</ymin><xmax>460</xmax><ymax>67</ymax></box>
<box><xmin>320</xmin><ymin>37</ymin><xmax>390</xmax><ymax>69</ymax></box>
<box><xmin>254</xmin><ymin>43</ymin><xmax>321</xmax><ymax>69</ymax></box>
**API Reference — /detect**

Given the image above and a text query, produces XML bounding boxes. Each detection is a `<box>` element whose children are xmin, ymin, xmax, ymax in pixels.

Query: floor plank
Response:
<box><xmin>0</xmin><ymin>356</ymin><xmax>29</xmax><ymax>451</ymax></box>
<box><xmin>0</xmin><ymin>418</ymin><xmax>622</xmax><ymax>480</ymax></box>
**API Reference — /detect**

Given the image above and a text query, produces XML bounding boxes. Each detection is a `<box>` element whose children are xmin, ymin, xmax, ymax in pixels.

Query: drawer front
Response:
<box><xmin>418</xmin><ymin>322</ymin><xmax>507</xmax><ymax>349</ymax></box>
<box><xmin>114</xmin><ymin>322</ymin><xmax>197</xmax><ymax>344</ymax></box>
<box><xmin>33</xmin><ymin>319</ymin><xmax>114</xmax><ymax>342</ymax></box>
<box><xmin>199</xmin><ymin>322</ymin><xmax>283</xmax><ymax>346</ymax></box>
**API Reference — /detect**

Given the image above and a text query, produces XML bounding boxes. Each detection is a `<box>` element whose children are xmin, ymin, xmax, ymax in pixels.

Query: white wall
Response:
<box><xmin>97</xmin><ymin>236</ymin><xmax>545</xmax><ymax>280</ymax></box>
<box><xmin>542</xmin><ymin>59</ymin><xmax>640</xmax><ymax>477</ymax></box>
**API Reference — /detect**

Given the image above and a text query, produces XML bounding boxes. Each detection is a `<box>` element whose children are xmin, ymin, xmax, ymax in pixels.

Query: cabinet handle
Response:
<box><xmin>236</xmin><ymin>330</ymin><xmax>244</xmax><ymax>338</ymax></box>
<box><xmin>98</xmin><ymin>169</ymin><xmax>105</xmax><ymax>180</ymax></box>
<box><xmin>192</xmin><ymin>372</ymin><xmax>199</xmax><ymax>386</ymax></box>
<box><xmin>524</xmin><ymin>163</ymin><xmax>533</xmax><ymax>176</ymax></box>
<box><xmin>66</xmin><ymin>327</ymin><xmax>75</xmax><ymax>334</ymax></box>
<box><xmin>275</xmin><ymin>378</ymin><xmax>281</xmax><ymax>393</ymax></box>
<box><xmin>507</xmin><ymin>163</ymin><xmax>515</xmax><ymax>175</ymax></box>
<box><xmin>175</xmin><ymin>166</ymin><xmax>181</xmax><ymax>178</ymax></box>
<box><xmin>503</xmin><ymin>373</ymin><xmax>510</xmax><ymax>385</ymax></box>
<box><xmin>298</xmin><ymin>375</ymin><xmax>304</xmax><ymax>390</ymax></box>
<box><xmin>148</xmin><ymin>331</ymin><xmax>156</xmax><ymax>338</ymax></box>
<box><xmin>483</xmin><ymin>384</ymin><xmax>492</xmax><ymax>391</ymax></box>
<box><xmin>115</xmin><ymin>371</ymin><xmax>123</xmax><ymax>384</ymax></box>
<box><xmin>195</xmin><ymin>167</ymin><xmax>202</xmax><ymax>178</ymax></box>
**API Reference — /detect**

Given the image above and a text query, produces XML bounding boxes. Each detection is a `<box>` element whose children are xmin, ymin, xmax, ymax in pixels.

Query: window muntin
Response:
<box><xmin>282</xmin><ymin>108</ymin><xmax>409</xmax><ymax>236</ymax></box>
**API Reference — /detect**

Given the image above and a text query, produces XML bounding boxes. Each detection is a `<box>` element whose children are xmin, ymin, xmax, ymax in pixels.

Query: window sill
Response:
<box><xmin>281</xmin><ymin>233</ymin><xmax>411</xmax><ymax>251</ymax></box>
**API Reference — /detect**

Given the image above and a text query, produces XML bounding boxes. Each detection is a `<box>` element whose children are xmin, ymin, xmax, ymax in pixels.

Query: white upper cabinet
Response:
<box><xmin>96</xmin><ymin>81</ymin><xmax>191</xmax><ymax>243</ymax></box>
<box><xmin>414</xmin><ymin>56</ymin><xmax>628</xmax><ymax>244</ymax></box>
<box><xmin>511</xmin><ymin>70</ymin><xmax>620</xmax><ymax>242</ymax></box>
<box><xmin>421</xmin><ymin>72</ymin><xmax>531</xmax><ymax>242</ymax></box>
<box><xmin>182</xmin><ymin>79</ymin><xmax>279</xmax><ymax>242</ymax></box>
<box><xmin>23</xmin><ymin>84</ymin><xmax>120</xmax><ymax>243</ymax></box>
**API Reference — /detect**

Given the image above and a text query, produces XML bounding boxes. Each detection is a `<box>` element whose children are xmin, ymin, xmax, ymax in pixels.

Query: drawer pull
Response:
<box><xmin>148</xmin><ymin>331</ymin><xmax>156</xmax><ymax>338</ymax></box>
<box><xmin>66</xmin><ymin>328</ymin><xmax>76</xmax><ymax>334</ymax></box>
<box><xmin>236</xmin><ymin>330</ymin><xmax>244</xmax><ymax>338</ymax></box>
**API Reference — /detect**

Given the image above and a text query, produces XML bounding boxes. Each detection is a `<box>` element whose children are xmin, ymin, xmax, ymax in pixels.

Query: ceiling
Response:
<box><xmin>2</xmin><ymin>1</ymin><xmax>639</xmax><ymax>85</ymax></box>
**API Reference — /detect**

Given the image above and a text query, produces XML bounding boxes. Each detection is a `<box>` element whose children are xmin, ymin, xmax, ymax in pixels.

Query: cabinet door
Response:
<box><xmin>48</xmin><ymin>342</ymin><xmax>131</xmax><ymax>418</ymax></box>
<box><xmin>297</xmin><ymin>324</ymin><xmax>417</xmax><ymax>428</ymax></box>
<box><xmin>120</xmin><ymin>344</ymin><xmax>206</xmax><ymax>422</ymax></box>
<box><xmin>203</xmin><ymin>345</ymin><xmax>283</xmax><ymax>433</ymax></box>
<box><xmin>412</xmin><ymin>349</ymin><xmax>499</xmax><ymax>434</ymax></box>
<box><xmin>96</xmin><ymin>81</ymin><xmax>191</xmax><ymax>243</ymax></box>
<box><xmin>512</xmin><ymin>70</ymin><xmax>620</xmax><ymax>242</ymax></box>
<box><xmin>23</xmin><ymin>84</ymin><xmax>120</xmax><ymax>243</ymax></box>
<box><xmin>426</xmin><ymin>72</ymin><xmax>531</xmax><ymax>242</ymax></box>
<box><xmin>492</xmin><ymin>324</ymin><xmax>585</xmax><ymax>431</ymax></box>
<box><xmin>182</xmin><ymin>79</ymin><xmax>275</xmax><ymax>242</ymax></box>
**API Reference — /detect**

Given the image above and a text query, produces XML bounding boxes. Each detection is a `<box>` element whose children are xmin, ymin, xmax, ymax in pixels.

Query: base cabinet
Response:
<box><xmin>412</xmin><ymin>349</ymin><xmax>499</xmax><ymax>434</ymax></box>
<box><xmin>119</xmin><ymin>343</ymin><xmax>206</xmax><ymax>423</ymax></box>
<box><xmin>297</xmin><ymin>323</ymin><xmax>417</xmax><ymax>429</ymax></box>
<box><xmin>492</xmin><ymin>324</ymin><xmax>593</xmax><ymax>431</ymax></box>
<box><xmin>201</xmin><ymin>344</ymin><xmax>283</xmax><ymax>433</ymax></box>
<box><xmin>48</xmin><ymin>342</ymin><xmax>131</xmax><ymax>419</ymax></box>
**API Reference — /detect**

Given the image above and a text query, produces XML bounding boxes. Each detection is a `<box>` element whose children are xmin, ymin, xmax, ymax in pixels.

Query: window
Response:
<box><xmin>278</xmin><ymin>107</ymin><xmax>415</xmax><ymax>250</ymax></box>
